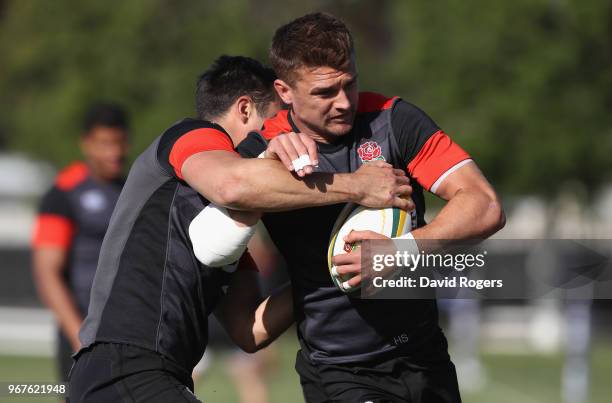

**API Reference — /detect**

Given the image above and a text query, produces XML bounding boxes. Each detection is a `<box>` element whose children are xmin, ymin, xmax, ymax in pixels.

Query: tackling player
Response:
<box><xmin>32</xmin><ymin>103</ymin><xmax>129</xmax><ymax>384</ymax></box>
<box><xmin>69</xmin><ymin>56</ymin><xmax>411</xmax><ymax>403</ymax></box>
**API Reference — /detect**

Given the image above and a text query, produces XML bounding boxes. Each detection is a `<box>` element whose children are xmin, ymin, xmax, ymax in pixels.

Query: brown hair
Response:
<box><xmin>270</xmin><ymin>12</ymin><xmax>354</xmax><ymax>84</ymax></box>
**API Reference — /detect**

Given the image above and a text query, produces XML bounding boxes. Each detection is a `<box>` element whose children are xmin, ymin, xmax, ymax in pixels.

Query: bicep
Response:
<box><xmin>214</xmin><ymin>268</ymin><xmax>261</xmax><ymax>330</ymax></box>
<box><xmin>392</xmin><ymin>101</ymin><xmax>472</xmax><ymax>193</ymax></box>
<box><xmin>181</xmin><ymin>150</ymin><xmax>243</xmax><ymax>202</ymax></box>
<box><xmin>433</xmin><ymin>160</ymin><xmax>496</xmax><ymax>201</ymax></box>
<box><xmin>33</xmin><ymin>247</ymin><xmax>68</xmax><ymax>275</ymax></box>
<box><xmin>32</xmin><ymin>187</ymin><xmax>75</xmax><ymax>251</ymax></box>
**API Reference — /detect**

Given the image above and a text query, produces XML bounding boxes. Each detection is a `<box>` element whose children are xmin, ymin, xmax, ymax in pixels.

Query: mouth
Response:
<box><xmin>330</xmin><ymin>115</ymin><xmax>352</xmax><ymax>123</ymax></box>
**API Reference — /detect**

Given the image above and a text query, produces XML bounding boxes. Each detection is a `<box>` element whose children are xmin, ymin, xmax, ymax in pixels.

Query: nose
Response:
<box><xmin>334</xmin><ymin>89</ymin><xmax>351</xmax><ymax>112</ymax></box>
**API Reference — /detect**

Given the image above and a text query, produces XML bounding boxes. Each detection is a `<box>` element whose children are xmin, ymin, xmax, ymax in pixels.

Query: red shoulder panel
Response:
<box><xmin>260</xmin><ymin>110</ymin><xmax>292</xmax><ymax>140</ymax></box>
<box><xmin>55</xmin><ymin>162</ymin><xmax>89</xmax><ymax>191</ymax></box>
<box><xmin>357</xmin><ymin>92</ymin><xmax>398</xmax><ymax>113</ymax></box>
<box><xmin>407</xmin><ymin>130</ymin><xmax>471</xmax><ymax>191</ymax></box>
<box><xmin>32</xmin><ymin>214</ymin><xmax>75</xmax><ymax>249</ymax></box>
<box><xmin>169</xmin><ymin>128</ymin><xmax>235</xmax><ymax>180</ymax></box>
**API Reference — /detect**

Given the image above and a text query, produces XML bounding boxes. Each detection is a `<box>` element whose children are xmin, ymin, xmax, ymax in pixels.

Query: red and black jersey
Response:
<box><xmin>32</xmin><ymin>162</ymin><xmax>123</xmax><ymax>315</ymax></box>
<box><xmin>255</xmin><ymin>92</ymin><xmax>471</xmax><ymax>364</ymax></box>
<box><xmin>79</xmin><ymin>118</ymin><xmax>255</xmax><ymax>374</ymax></box>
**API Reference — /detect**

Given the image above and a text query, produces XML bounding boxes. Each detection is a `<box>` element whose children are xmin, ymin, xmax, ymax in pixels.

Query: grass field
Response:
<box><xmin>0</xmin><ymin>335</ymin><xmax>611</xmax><ymax>403</ymax></box>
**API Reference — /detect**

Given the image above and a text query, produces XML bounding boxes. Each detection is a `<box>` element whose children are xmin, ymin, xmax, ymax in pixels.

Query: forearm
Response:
<box><xmin>413</xmin><ymin>188</ymin><xmax>505</xmax><ymax>243</ymax></box>
<box><xmin>217</xmin><ymin>268</ymin><xmax>293</xmax><ymax>353</ymax></box>
<box><xmin>202</xmin><ymin>158</ymin><xmax>358</xmax><ymax>211</ymax></box>
<box><xmin>250</xmin><ymin>285</ymin><xmax>293</xmax><ymax>350</ymax></box>
<box><xmin>33</xmin><ymin>266</ymin><xmax>82</xmax><ymax>340</ymax></box>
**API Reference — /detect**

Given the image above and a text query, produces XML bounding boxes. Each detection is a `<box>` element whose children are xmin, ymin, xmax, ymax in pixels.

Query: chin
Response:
<box><xmin>103</xmin><ymin>168</ymin><xmax>122</xmax><ymax>180</ymax></box>
<box><xmin>328</xmin><ymin>123</ymin><xmax>353</xmax><ymax>137</ymax></box>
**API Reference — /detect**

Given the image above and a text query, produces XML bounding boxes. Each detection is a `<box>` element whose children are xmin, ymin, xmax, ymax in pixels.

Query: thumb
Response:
<box><xmin>343</xmin><ymin>230</ymin><xmax>369</xmax><ymax>244</ymax></box>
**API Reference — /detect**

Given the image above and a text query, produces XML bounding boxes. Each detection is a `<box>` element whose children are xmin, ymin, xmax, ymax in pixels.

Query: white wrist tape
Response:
<box><xmin>189</xmin><ymin>203</ymin><xmax>256</xmax><ymax>267</ymax></box>
<box><xmin>393</xmin><ymin>232</ymin><xmax>420</xmax><ymax>257</ymax></box>
<box><xmin>292</xmin><ymin>154</ymin><xmax>312</xmax><ymax>171</ymax></box>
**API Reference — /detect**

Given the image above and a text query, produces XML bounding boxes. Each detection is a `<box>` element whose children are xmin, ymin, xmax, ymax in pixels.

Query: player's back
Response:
<box><xmin>79</xmin><ymin>119</ymin><xmax>231</xmax><ymax>372</ymax></box>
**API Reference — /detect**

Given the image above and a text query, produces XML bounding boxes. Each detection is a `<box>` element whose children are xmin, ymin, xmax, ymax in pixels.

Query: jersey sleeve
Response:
<box><xmin>156</xmin><ymin>121</ymin><xmax>237</xmax><ymax>180</ymax></box>
<box><xmin>391</xmin><ymin>101</ymin><xmax>471</xmax><ymax>192</ymax></box>
<box><xmin>32</xmin><ymin>186</ymin><xmax>75</xmax><ymax>250</ymax></box>
<box><xmin>168</xmin><ymin>128</ymin><xmax>235</xmax><ymax>180</ymax></box>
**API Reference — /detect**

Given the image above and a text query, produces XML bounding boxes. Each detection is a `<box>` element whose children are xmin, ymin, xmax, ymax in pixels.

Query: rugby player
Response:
<box><xmin>235</xmin><ymin>13</ymin><xmax>506</xmax><ymax>403</ymax></box>
<box><xmin>69</xmin><ymin>56</ymin><xmax>412</xmax><ymax>403</ymax></box>
<box><xmin>32</xmin><ymin>103</ymin><xmax>129</xmax><ymax>384</ymax></box>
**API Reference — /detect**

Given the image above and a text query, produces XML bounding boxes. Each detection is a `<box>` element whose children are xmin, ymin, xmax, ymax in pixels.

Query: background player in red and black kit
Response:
<box><xmin>236</xmin><ymin>13</ymin><xmax>506</xmax><ymax>403</ymax></box>
<box><xmin>32</xmin><ymin>103</ymin><xmax>129</xmax><ymax>383</ymax></box>
<box><xmin>69</xmin><ymin>56</ymin><xmax>410</xmax><ymax>403</ymax></box>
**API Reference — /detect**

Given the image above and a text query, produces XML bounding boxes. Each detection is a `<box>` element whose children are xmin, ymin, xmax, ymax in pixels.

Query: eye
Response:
<box><xmin>318</xmin><ymin>90</ymin><xmax>336</xmax><ymax>98</ymax></box>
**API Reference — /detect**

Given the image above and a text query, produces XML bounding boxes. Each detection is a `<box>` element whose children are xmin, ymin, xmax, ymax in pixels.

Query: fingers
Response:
<box><xmin>394</xmin><ymin>175</ymin><xmax>410</xmax><ymax>187</ymax></box>
<box><xmin>335</xmin><ymin>264</ymin><xmax>359</xmax><ymax>276</ymax></box>
<box><xmin>338</xmin><ymin>273</ymin><xmax>362</xmax><ymax>292</ymax></box>
<box><xmin>333</xmin><ymin>263</ymin><xmax>361</xmax><ymax>292</ymax></box>
<box><xmin>266</xmin><ymin>139</ymin><xmax>294</xmax><ymax>171</ymax></box>
<box><xmin>394</xmin><ymin>183</ymin><xmax>413</xmax><ymax>198</ymax></box>
<box><xmin>392</xmin><ymin>195</ymin><xmax>416</xmax><ymax>211</ymax></box>
<box><xmin>286</xmin><ymin>133</ymin><xmax>310</xmax><ymax>176</ymax></box>
<box><xmin>267</xmin><ymin>132</ymin><xmax>317</xmax><ymax>177</ymax></box>
<box><xmin>343</xmin><ymin>230</ymin><xmax>386</xmax><ymax>244</ymax></box>
<box><xmin>392</xmin><ymin>168</ymin><xmax>407</xmax><ymax>177</ymax></box>
<box><xmin>345</xmin><ymin>274</ymin><xmax>362</xmax><ymax>289</ymax></box>
<box><xmin>331</xmin><ymin>251</ymin><xmax>359</xmax><ymax>266</ymax></box>
<box><xmin>299</xmin><ymin>133</ymin><xmax>319</xmax><ymax>170</ymax></box>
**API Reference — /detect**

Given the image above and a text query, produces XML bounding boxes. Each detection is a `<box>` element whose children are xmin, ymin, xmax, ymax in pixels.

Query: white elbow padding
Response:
<box><xmin>189</xmin><ymin>204</ymin><xmax>256</xmax><ymax>267</ymax></box>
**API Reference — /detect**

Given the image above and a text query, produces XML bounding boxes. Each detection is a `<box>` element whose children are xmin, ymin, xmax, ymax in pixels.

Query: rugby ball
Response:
<box><xmin>327</xmin><ymin>203</ymin><xmax>416</xmax><ymax>293</ymax></box>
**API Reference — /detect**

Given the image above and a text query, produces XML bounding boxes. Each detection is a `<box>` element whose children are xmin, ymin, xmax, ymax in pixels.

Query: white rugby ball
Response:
<box><xmin>327</xmin><ymin>203</ymin><xmax>416</xmax><ymax>293</ymax></box>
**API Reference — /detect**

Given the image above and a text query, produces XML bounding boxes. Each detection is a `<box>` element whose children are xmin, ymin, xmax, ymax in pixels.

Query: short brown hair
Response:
<box><xmin>270</xmin><ymin>12</ymin><xmax>354</xmax><ymax>84</ymax></box>
<box><xmin>196</xmin><ymin>55</ymin><xmax>277</xmax><ymax>121</ymax></box>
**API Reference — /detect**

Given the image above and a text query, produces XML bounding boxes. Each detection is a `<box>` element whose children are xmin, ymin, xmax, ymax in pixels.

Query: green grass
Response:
<box><xmin>0</xmin><ymin>336</ymin><xmax>611</xmax><ymax>403</ymax></box>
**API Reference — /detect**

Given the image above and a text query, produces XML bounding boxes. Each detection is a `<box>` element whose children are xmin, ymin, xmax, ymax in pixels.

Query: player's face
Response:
<box><xmin>81</xmin><ymin>126</ymin><xmax>128</xmax><ymax>181</ymax></box>
<box><xmin>280</xmin><ymin>59</ymin><xmax>358</xmax><ymax>141</ymax></box>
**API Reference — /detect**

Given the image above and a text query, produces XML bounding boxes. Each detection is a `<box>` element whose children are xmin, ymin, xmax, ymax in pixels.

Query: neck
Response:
<box><xmin>289</xmin><ymin>110</ymin><xmax>334</xmax><ymax>144</ymax></box>
<box><xmin>86</xmin><ymin>163</ymin><xmax>112</xmax><ymax>184</ymax></box>
<box><xmin>213</xmin><ymin>116</ymin><xmax>246</xmax><ymax>146</ymax></box>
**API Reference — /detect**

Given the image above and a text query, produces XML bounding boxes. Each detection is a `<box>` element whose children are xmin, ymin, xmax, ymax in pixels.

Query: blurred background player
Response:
<box><xmin>31</xmin><ymin>103</ymin><xmax>129</xmax><ymax>383</ymax></box>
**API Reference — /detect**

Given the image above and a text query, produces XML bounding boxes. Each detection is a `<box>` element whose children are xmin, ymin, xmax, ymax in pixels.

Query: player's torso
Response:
<box><xmin>81</xmin><ymin>120</ymin><xmax>233</xmax><ymax>372</ymax></box>
<box><xmin>263</xmin><ymin>107</ymin><xmax>437</xmax><ymax>364</ymax></box>
<box><xmin>64</xmin><ymin>177</ymin><xmax>123</xmax><ymax>313</ymax></box>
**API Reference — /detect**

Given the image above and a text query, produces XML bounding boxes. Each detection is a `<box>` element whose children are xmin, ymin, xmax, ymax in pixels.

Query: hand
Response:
<box><xmin>69</xmin><ymin>328</ymin><xmax>81</xmax><ymax>353</ymax></box>
<box><xmin>264</xmin><ymin>132</ymin><xmax>318</xmax><ymax>177</ymax></box>
<box><xmin>331</xmin><ymin>230</ymin><xmax>393</xmax><ymax>291</ymax></box>
<box><xmin>351</xmin><ymin>161</ymin><xmax>415</xmax><ymax>210</ymax></box>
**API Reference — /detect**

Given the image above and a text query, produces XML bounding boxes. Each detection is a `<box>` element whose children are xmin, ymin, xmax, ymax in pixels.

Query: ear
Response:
<box><xmin>274</xmin><ymin>79</ymin><xmax>293</xmax><ymax>105</ymax></box>
<box><xmin>236</xmin><ymin>96</ymin><xmax>252</xmax><ymax>124</ymax></box>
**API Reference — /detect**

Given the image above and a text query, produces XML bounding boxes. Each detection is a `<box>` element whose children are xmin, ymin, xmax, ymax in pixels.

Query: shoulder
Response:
<box><xmin>260</xmin><ymin>110</ymin><xmax>292</xmax><ymax>140</ymax></box>
<box><xmin>54</xmin><ymin>161</ymin><xmax>89</xmax><ymax>191</ymax></box>
<box><xmin>158</xmin><ymin>118</ymin><xmax>232</xmax><ymax>151</ymax></box>
<box><xmin>157</xmin><ymin>118</ymin><xmax>235</xmax><ymax>179</ymax></box>
<box><xmin>357</xmin><ymin>92</ymin><xmax>399</xmax><ymax>114</ymax></box>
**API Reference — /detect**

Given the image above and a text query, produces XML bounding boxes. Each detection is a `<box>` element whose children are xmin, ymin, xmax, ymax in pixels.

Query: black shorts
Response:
<box><xmin>295</xmin><ymin>348</ymin><xmax>462</xmax><ymax>403</ymax></box>
<box><xmin>68</xmin><ymin>342</ymin><xmax>199</xmax><ymax>403</ymax></box>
